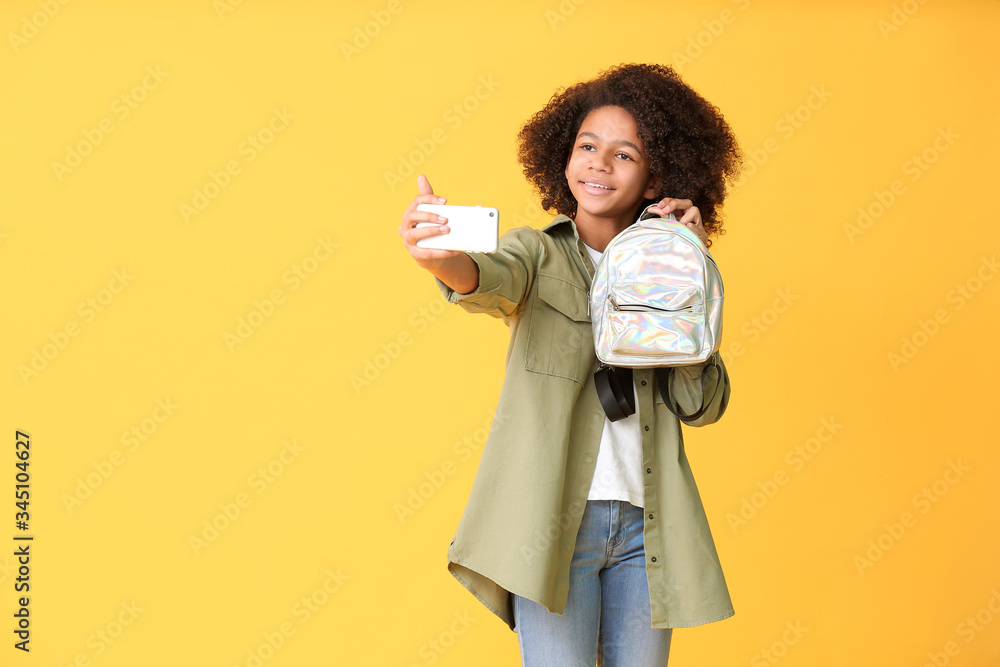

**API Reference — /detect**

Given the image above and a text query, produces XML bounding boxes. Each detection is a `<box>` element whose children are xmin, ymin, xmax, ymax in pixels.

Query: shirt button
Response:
<box><xmin>641</xmin><ymin>380</ymin><xmax>647</xmax><ymax>386</ymax></box>
<box><xmin>651</xmin><ymin>557</ymin><xmax>657</xmax><ymax>563</ymax></box>
<box><xmin>648</xmin><ymin>513</ymin><xmax>654</xmax><ymax>520</ymax></box>
<box><xmin>644</xmin><ymin>425</ymin><xmax>650</xmax><ymax>431</ymax></box>
<box><xmin>646</xmin><ymin>468</ymin><xmax>652</xmax><ymax>474</ymax></box>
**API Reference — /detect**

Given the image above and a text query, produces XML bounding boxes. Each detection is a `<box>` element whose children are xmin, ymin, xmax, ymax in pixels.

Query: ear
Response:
<box><xmin>643</xmin><ymin>173</ymin><xmax>662</xmax><ymax>200</ymax></box>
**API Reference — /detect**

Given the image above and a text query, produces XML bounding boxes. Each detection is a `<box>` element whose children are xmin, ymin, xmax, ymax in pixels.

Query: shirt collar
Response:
<box><xmin>541</xmin><ymin>214</ymin><xmax>577</xmax><ymax>236</ymax></box>
<box><xmin>541</xmin><ymin>215</ymin><xmax>596</xmax><ymax>280</ymax></box>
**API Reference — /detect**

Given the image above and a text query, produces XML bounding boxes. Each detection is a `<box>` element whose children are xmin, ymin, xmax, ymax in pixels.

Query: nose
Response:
<box><xmin>588</xmin><ymin>149</ymin><xmax>612</xmax><ymax>172</ymax></box>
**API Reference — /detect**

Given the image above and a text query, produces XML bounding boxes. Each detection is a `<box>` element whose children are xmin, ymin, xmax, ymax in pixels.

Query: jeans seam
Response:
<box><xmin>611</xmin><ymin>500</ymin><xmax>626</xmax><ymax>552</ymax></box>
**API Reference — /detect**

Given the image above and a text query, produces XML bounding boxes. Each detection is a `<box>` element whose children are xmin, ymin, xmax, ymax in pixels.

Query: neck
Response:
<box><xmin>574</xmin><ymin>207</ymin><xmax>642</xmax><ymax>252</ymax></box>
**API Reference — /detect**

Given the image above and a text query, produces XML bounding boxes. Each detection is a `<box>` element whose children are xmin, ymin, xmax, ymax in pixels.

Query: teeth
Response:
<box><xmin>584</xmin><ymin>182</ymin><xmax>611</xmax><ymax>190</ymax></box>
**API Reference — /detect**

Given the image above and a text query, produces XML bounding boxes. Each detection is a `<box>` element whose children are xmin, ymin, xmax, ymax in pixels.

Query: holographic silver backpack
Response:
<box><xmin>589</xmin><ymin>205</ymin><xmax>724</xmax><ymax>421</ymax></box>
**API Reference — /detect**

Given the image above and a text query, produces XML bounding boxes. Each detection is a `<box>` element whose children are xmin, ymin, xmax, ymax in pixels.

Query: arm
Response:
<box><xmin>400</xmin><ymin>175</ymin><xmax>536</xmax><ymax>319</ymax></box>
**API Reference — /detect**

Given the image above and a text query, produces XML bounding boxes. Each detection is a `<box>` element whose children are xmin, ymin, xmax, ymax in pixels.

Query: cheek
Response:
<box><xmin>564</xmin><ymin>159</ymin><xmax>575</xmax><ymax>183</ymax></box>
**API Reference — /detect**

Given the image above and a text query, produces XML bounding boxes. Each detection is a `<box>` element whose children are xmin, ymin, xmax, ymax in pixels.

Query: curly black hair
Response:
<box><xmin>517</xmin><ymin>63</ymin><xmax>742</xmax><ymax>246</ymax></box>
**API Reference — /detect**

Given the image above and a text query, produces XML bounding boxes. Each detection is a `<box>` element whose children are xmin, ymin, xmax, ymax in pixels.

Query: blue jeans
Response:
<box><xmin>513</xmin><ymin>500</ymin><xmax>672</xmax><ymax>666</ymax></box>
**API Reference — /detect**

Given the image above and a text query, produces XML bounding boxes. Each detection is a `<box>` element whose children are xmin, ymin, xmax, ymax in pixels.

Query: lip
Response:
<box><xmin>580</xmin><ymin>180</ymin><xmax>615</xmax><ymax>195</ymax></box>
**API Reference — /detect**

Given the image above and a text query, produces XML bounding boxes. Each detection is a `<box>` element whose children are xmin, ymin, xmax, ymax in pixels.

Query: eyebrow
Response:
<box><xmin>577</xmin><ymin>131</ymin><xmax>643</xmax><ymax>155</ymax></box>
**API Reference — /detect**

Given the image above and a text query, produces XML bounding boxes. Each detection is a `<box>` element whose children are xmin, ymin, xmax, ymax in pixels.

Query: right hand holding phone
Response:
<box><xmin>399</xmin><ymin>175</ymin><xmax>481</xmax><ymax>295</ymax></box>
<box><xmin>399</xmin><ymin>174</ymin><xmax>459</xmax><ymax>267</ymax></box>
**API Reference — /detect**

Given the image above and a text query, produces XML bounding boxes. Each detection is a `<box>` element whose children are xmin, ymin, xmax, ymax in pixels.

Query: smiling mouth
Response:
<box><xmin>582</xmin><ymin>181</ymin><xmax>614</xmax><ymax>190</ymax></box>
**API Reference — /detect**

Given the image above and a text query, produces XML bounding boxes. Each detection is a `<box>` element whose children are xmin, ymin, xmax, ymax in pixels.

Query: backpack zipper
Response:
<box><xmin>608</xmin><ymin>295</ymin><xmax>698</xmax><ymax>313</ymax></box>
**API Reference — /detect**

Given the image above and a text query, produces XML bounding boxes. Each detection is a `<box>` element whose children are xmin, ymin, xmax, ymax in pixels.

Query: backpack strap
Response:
<box><xmin>655</xmin><ymin>355</ymin><xmax>722</xmax><ymax>422</ymax></box>
<box><xmin>594</xmin><ymin>365</ymin><xmax>635</xmax><ymax>422</ymax></box>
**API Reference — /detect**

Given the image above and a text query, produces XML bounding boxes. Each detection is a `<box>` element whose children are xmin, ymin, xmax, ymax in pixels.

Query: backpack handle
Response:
<box><xmin>594</xmin><ymin>357</ymin><xmax>722</xmax><ymax>423</ymax></box>
<box><xmin>594</xmin><ymin>365</ymin><xmax>636</xmax><ymax>422</ymax></box>
<box><xmin>655</xmin><ymin>355</ymin><xmax>722</xmax><ymax>422</ymax></box>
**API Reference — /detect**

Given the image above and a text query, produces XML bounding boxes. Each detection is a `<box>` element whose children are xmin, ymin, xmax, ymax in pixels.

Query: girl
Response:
<box><xmin>398</xmin><ymin>63</ymin><xmax>742</xmax><ymax>667</ymax></box>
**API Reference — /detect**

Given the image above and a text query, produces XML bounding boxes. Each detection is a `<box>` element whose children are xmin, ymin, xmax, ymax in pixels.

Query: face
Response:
<box><xmin>564</xmin><ymin>105</ymin><xmax>661</xmax><ymax>232</ymax></box>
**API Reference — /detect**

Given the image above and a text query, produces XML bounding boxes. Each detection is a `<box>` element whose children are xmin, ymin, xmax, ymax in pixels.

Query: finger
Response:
<box><xmin>648</xmin><ymin>205</ymin><xmax>680</xmax><ymax>221</ymax></box>
<box><xmin>417</xmin><ymin>174</ymin><xmax>434</xmax><ymax>196</ymax></box>
<box><xmin>404</xmin><ymin>222</ymin><xmax>452</xmax><ymax>246</ymax></box>
<box><xmin>677</xmin><ymin>207</ymin><xmax>701</xmax><ymax>226</ymax></box>
<box><xmin>399</xmin><ymin>210</ymin><xmax>447</xmax><ymax>237</ymax></box>
<box><xmin>405</xmin><ymin>230</ymin><xmax>464</xmax><ymax>260</ymax></box>
<box><xmin>415</xmin><ymin>193</ymin><xmax>447</xmax><ymax>206</ymax></box>
<box><xmin>655</xmin><ymin>199</ymin><xmax>693</xmax><ymax>219</ymax></box>
<box><xmin>663</xmin><ymin>198</ymin><xmax>693</xmax><ymax>212</ymax></box>
<box><xmin>403</xmin><ymin>191</ymin><xmax>447</xmax><ymax>217</ymax></box>
<box><xmin>403</xmin><ymin>209</ymin><xmax>449</xmax><ymax>230</ymax></box>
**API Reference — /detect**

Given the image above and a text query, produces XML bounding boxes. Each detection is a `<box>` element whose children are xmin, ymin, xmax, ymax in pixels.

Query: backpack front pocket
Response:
<box><xmin>606</xmin><ymin>284</ymin><xmax>705</xmax><ymax>358</ymax></box>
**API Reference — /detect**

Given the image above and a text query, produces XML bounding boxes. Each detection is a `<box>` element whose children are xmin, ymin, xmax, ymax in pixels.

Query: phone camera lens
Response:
<box><xmin>489</xmin><ymin>212</ymin><xmax>494</xmax><ymax>217</ymax></box>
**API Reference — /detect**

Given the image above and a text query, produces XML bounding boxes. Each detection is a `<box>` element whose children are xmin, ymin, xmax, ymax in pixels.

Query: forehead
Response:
<box><xmin>576</xmin><ymin>105</ymin><xmax>643</xmax><ymax>148</ymax></box>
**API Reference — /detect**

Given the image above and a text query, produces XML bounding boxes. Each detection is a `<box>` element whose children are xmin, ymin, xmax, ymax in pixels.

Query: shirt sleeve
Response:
<box><xmin>665</xmin><ymin>354</ymin><xmax>731</xmax><ymax>427</ymax></box>
<box><xmin>433</xmin><ymin>226</ymin><xmax>540</xmax><ymax>320</ymax></box>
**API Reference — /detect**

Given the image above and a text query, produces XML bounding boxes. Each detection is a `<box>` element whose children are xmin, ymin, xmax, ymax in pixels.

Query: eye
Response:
<box><xmin>616</xmin><ymin>152</ymin><xmax>634</xmax><ymax>161</ymax></box>
<box><xmin>580</xmin><ymin>143</ymin><xmax>596</xmax><ymax>151</ymax></box>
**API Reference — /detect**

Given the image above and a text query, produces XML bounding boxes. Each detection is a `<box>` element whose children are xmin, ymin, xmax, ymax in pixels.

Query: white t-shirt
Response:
<box><xmin>582</xmin><ymin>241</ymin><xmax>645</xmax><ymax>509</ymax></box>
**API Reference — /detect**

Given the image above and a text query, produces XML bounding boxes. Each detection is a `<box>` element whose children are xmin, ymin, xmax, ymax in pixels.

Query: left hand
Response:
<box><xmin>646</xmin><ymin>197</ymin><xmax>707</xmax><ymax>246</ymax></box>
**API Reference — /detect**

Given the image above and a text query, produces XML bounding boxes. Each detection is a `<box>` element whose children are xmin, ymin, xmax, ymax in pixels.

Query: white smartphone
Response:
<box><xmin>415</xmin><ymin>204</ymin><xmax>499</xmax><ymax>253</ymax></box>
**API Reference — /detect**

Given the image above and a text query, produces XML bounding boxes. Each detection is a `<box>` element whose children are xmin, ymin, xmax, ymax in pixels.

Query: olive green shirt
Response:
<box><xmin>434</xmin><ymin>214</ymin><xmax>733</xmax><ymax>630</ymax></box>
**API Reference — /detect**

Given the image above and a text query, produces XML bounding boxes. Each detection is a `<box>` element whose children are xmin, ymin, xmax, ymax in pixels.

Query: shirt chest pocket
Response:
<box><xmin>524</xmin><ymin>274</ymin><xmax>593</xmax><ymax>384</ymax></box>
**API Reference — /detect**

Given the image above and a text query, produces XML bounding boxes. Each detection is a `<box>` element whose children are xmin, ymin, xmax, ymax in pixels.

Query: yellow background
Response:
<box><xmin>2</xmin><ymin>0</ymin><xmax>998</xmax><ymax>665</ymax></box>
